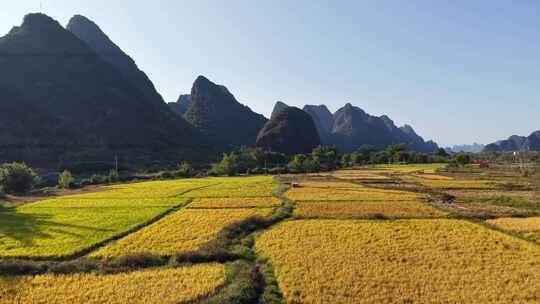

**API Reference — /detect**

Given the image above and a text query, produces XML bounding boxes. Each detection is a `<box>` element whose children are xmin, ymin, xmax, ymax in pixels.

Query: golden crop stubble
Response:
<box><xmin>0</xmin><ymin>264</ymin><xmax>225</xmax><ymax>304</ymax></box>
<box><xmin>256</xmin><ymin>219</ymin><xmax>540</xmax><ymax>304</ymax></box>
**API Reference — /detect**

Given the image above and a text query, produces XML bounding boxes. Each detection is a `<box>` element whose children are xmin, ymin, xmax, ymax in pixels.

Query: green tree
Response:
<box><xmin>454</xmin><ymin>152</ymin><xmax>472</xmax><ymax>166</ymax></box>
<box><xmin>357</xmin><ymin>145</ymin><xmax>377</xmax><ymax>163</ymax></box>
<box><xmin>311</xmin><ymin>146</ymin><xmax>339</xmax><ymax>170</ymax></box>
<box><xmin>108</xmin><ymin>169</ymin><xmax>119</xmax><ymax>183</ymax></box>
<box><xmin>341</xmin><ymin>154</ymin><xmax>351</xmax><ymax>168</ymax></box>
<box><xmin>175</xmin><ymin>161</ymin><xmax>194</xmax><ymax>178</ymax></box>
<box><xmin>288</xmin><ymin>154</ymin><xmax>307</xmax><ymax>173</ymax></box>
<box><xmin>350</xmin><ymin>152</ymin><xmax>363</xmax><ymax>165</ymax></box>
<box><xmin>0</xmin><ymin>162</ymin><xmax>39</xmax><ymax>194</ymax></box>
<box><xmin>393</xmin><ymin>150</ymin><xmax>411</xmax><ymax>163</ymax></box>
<box><xmin>434</xmin><ymin>148</ymin><xmax>449</xmax><ymax>157</ymax></box>
<box><xmin>212</xmin><ymin>153</ymin><xmax>239</xmax><ymax>176</ymax></box>
<box><xmin>58</xmin><ymin>170</ymin><xmax>73</xmax><ymax>189</ymax></box>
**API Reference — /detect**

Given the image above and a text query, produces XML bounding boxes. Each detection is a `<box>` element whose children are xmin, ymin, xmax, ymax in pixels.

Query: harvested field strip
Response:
<box><xmin>188</xmin><ymin>197</ymin><xmax>281</xmax><ymax>209</ymax></box>
<box><xmin>90</xmin><ymin>208</ymin><xmax>274</xmax><ymax>257</ymax></box>
<box><xmin>293</xmin><ymin>200</ymin><xmax>446</xmax><ymax>218</ymax></box>
<box><xmin>0</xmin><ymin>264</ymin><xmax>225</xmax><ymax>304</ymax></box>
<box><xmin>312</xmin><ymin>170</ymin><xmax>390</xmax><ymax>180</ymax></box>
<box><xmin>255</xmin><ymin>219</ymin><xmax>540</xmax><ymax>304</ymax></box>
<box><xmin>412</xmin><ymin>173</ymin><xmax>453</xmax><ymax>180</ymax></box>
<box><xmin>366</xmin><ymin>163</ymin><xmax>447</xmax><ymax>173</ymax></box>
<box><xmin>401</xmin><ymin>175</ymin><xmax>497</xmax><ymax>189</ymax></box>
<box><xmin>285</xmin><ymin>180</ymin><xmax>421</xmax><ymax>201</ymax></box>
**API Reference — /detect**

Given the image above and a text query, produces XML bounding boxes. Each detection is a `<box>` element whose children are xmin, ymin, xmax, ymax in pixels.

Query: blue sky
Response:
<box><xmin>2</xmin><ymin>0</ymin><xmax>540</xmax><ymax>146</ymax></box>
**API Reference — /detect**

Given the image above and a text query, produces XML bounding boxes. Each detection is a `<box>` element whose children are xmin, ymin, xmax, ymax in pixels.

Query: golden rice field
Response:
<box><xmin>0</xmin><ymin>264</ymin><xmax>225</xmax><ymax>304</ymax></box>
<box><xmin>293</xmin><ymin>200</ymin><xmax>446</xmax><ymax>218</ymax></box>
<box><xmin>0</xmin><ymin>176</ymin><xmax>273</xmax><ymax>258</ymax></box>
<box><xmin>367</xmin><ymin>163</ymin><xmax>447</xmax><ymax>173</ymax></box>
<box><xmin>312</xmin><ymin>170</ymin><xmax>389</xmax><ymax>180</ymax></box>
<box><xmin>188</xmin><ymin>197</ymin><xmax>281</xmax><ymax>209</ymax></box>
<box><xmin>91</xmin><ymin>208</ymin><xmax>274</xmax><ymax>257</ymax></box>
<box><xmin>255</xmin><ymin>219</ymin><xmax>540</xmax><ymax>304</ymax></box>
<box><xmin>401</xmin><ymin>175</ymin><xmax>497</xmax><ymax>189</ymax></box>
<box><xmin>70</xmin><ymin>179</ymin><xmax>214</xmax><ymax>199</ymax></box>
<box><xmin>285</xmin><ymin>180</ymin><xmax>421</xmax><ymax>201</ymax></box>
<box><xmin>487</xmin><ymin>217</ymin><xmax>540</xmax><ymax>232</ymax></box>
<box><xmin>487</xmin><ymin>217</ymin><xmax>540</xmax><ymax>242</ymax></box>
<box><xmin>411</xmin><ymin>173</ymin><xmax>453</xmax><ymax>180</ymax></box>
<box><xmin>0</xmin><ymin>206</ymin><xmax>178</xmax><ymax>257</ymax></box>
<box><xmin>184</xmin><ymin>176</ymin><xmax>275</xmax><ymax>198</ymax></box>
<box><xmin>447</xmin><ymin>189</ymin><xmax>537</xmax><ymax>200</ymax></box>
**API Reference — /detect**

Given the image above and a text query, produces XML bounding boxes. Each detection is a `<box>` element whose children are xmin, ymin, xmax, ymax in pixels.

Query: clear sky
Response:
<box><xmin>2</xmin><ymin>0</ymin><xmax>540</xmax><ymax>147</ymax></box>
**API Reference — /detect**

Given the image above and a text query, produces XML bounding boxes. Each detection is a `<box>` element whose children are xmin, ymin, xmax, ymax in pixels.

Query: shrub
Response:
<box><xmin>268</xmin><ymin>167</ymin><xmax>287</xmax><ymax>175</ymax></box>
<box><xmin>158</xmin><ymin>171</ymin><xmax>174</xmax><ymax>179</ymax></box>
<box><xmin>90</xmin><ymin>174</ymin><xmax>108</xmax><ymax>185</ymax></box>
<box><xmin>108</xmin><ymin>169</ymin><xmax>119</xmax><ymax>183</ymax></box>
<box><xmin>0</xmin><ymin>162</ymin><xmax>39</xmax><ymax>194</ymax></box>
<box><xmin>58</xmin><ymin>170</ymin><xmax>74</xmax><ymax>189</ymax></box>
<box><xmin>211</xmin><ymin>153</ymin><xmax>239</xmax><ymax>176</ymax></box>
<box><xmin>175</xmin><ymin>161</ymin><xmax>194</xmax><ymax>178</ymax></box>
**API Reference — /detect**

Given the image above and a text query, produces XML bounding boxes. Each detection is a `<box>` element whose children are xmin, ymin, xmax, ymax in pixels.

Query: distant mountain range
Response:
<box><xmin>484</xmin><ymin>131</ymin><xmax>540</xmax><ymax>152</ymax></box>
<box><xmin>251</xmin><ymin>102</ymin><xmax>437</xmax><ymax>154</ymax></box>
<box><xmin>445</xmin><ymin>143</ymin><xmax>485</xmax><ymax>153</ymax></box>
<box><xmin>301</xmin><ymin>104</ymin><xmax>438</xmax><ymax>153</ymax></box>
<box><xmin>0</xmin><ymin>13</ymin><xmax>441</xmax><ymax>167</ymax></box>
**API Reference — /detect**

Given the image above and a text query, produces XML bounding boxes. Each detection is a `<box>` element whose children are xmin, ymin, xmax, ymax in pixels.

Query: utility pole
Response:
<box><xmin>115</xmin><ymin>155</ymin><xmax>118</xmax><ymax>173</ymax></box>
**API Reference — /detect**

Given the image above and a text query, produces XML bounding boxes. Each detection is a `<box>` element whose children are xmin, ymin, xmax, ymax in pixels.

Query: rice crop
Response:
<box><xmin>184</xmin><ymin>176</ymin><xmax>276</xmax><ymax>198</ymax></box>
<box><xmin>91</xmin><ymin>208</ymin><xmax>274</xmax><ymax>257</ymax></box>
<box><xmin>293</xmin><ymin>200</ymin><xmax>446</xmax><ymax>218</ymax></box>
<box><xmin>188</xmin><ymin>197</ymin><xmax>281</xmax><ymax>208</ymax></box>
<box><xmin>285</xmin><ymin>180</ymin><xmax>421</xmax><ymax>201</ymax></box>
<box><xmin>0</xmin><ymin>264</ymin><xmax>225</xmax><ymax>304</ymax></box>
<box><xmin>256</xmin><ymin>219</ymin><xmax>540</xmax><ymax>304</ymax></box>
<box><xmin>401</xmin><ymin>175</ymin><xmax>497</xmax><ymax>189</ymax></box>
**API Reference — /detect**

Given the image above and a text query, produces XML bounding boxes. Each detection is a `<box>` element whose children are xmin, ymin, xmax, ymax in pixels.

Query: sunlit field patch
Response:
<box><xmin>91</xmin><ymin>208</ymin><xmax>274</xmax><ymax>257</ymax></box>
<box><xmin>20</xmin><ymin>197</ymin><xmax>186</xmax><ymax>209</ymax></box>
<box><xmin>312</xmin><ymin>170</ymin><xmax>389</xmax><ymax>180</ymax></box>
<box><xmin>366</xmin><ymin>163</ymin><xmax>447</xmax><ymax>173</ymax></box>
<box><xmin>67</xmin><ymin>179</ymin><xmax>214</xmax><ymax>199</ymax></box>
<box><xmin>184</xmin><ymin>176</ymin><xmax>276</xmax><ymax>198</ymax></box>
<box><xmin>487</xmin><ymin>217</ymin><xmax>540</xmax><ymax>242</ymax></box>
<box><xmin>285</xmin><ymin>180</ymin><xmax>421</xmax><ymax>201</ymax></box>
<box><xmin>256</xmin><ymin>219</ymin><xmax>540</xmax><ymax>304</ymax></box>
<box><xmin>411</xmin><ymin>173</ymin><xmax>453</xmax><ymax>180</ymax></box>
<box><xmin>447</xmin><ymin>190</ymin><xmax>539</xmax><ymax>209</ymax></box>
<box><xmin>188</xmin><ymin>197</ymin><xmax>281</xmax><ymax>209</ymax></box>
<box><xmin>0</xmin><ymin>179</ymin><xmax>212</xmax><ymax>258</ymax></box>
<box><xmin>0</xmin><ymin>204</ymin><xmax>187</xmax><ymax>257</ymax></box>
<box><xmin>0</xmin><ymin>264</ymin><xmax>225</xmax><ymax>304</ymax></box>
<box><xmin>293</xmin><ymin>200</ymin><xmax>446</xmax><ymax>218</ymax></box>
<box><xmin>401</xmin><ymin>175</ymin><xmax>497</xmax><ymax>189</ymax></box>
